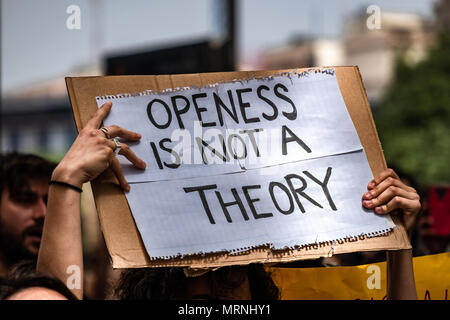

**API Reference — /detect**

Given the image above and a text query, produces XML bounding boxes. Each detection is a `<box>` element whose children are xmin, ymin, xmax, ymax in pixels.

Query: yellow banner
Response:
<box><xmin>267</xmin><ymin>252</ymin><xmax>450</xmax><ymax>300</ymax></box>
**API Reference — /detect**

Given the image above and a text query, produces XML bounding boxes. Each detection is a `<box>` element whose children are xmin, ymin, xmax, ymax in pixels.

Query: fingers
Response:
<box><xmin>363</xmin><ymin>177</ymin><xmax>416</xmax><ymax>202</ymax></box>
<box><xmin>97</xmin><ymin>122</ymin><xmax>146</xmax><ymax>169</ymax></box>
<box><xmin>367</xmin><ymin>168</ymin><xmax>399</xmax><ymax>189</ymax></box>
<box><xmin>363</xmin><ymin>168</ymin><xmax>421</xmax><ymax>217</ymax></box>
<box><xmin>102</xmin><ymin>139</ymin><xmax>145</xmax><ymax>192</ymax></box>
<box><xmin>86</xmin><ymin>101</ymin><xmax>113</xmax><ymax>129</ymax></box>
<box><xmin>371</xmin><ymin>197</ymin><xmax>421</xmax><ymax>215</ymax></box>
<box><xmin>105</xmin><ymin>125</ymin><xmax>142</xmax><ymax>141</ymax></box>
<box><xmin>106</xmin><ymin>140</ymin><xmax>146</xmax><ymax>192</ymax></box>
<box><xmin>83</xmin><ymin>104</ymin><xmax>146</xmax><ymax>191</ymax></box>
<box><xmin>105</xmin><ymin>139</ymin><xmax>146</xmax><ymax>170</ymax></box>
<box><xmin>110</xmin><ymin>157</ymin><xmax>130</xmax><ymax>192</ymax></box>
<box><xmin>117</xmin><ymin>143</ymin><xmax>147</xmax><ymax>170</ymax></box>
<box><xmin>363</xmin><ymin>185</ymin><xmax>419</xmax><ymax>212</ymax></box>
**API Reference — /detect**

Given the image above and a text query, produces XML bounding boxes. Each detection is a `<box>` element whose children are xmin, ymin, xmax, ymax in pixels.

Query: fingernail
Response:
<box><xmin>368</xmin><ymin>182</ymin><xmax>375</xmax><ymax>188</ymax></box>
<box><xmin>363</xmin><ymin>200</ymin><xmax>372</xmax><ymax>206</ymax></box>
<box><xmin>364</xmin><ymin>192</ymin><xmax>372</xmax><ymax>199</ymax></box>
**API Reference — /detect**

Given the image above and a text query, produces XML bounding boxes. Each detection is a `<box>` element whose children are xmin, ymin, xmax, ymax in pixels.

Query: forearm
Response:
<box><xmin>35</xmin><ymin>103</ymin><xmax>144</xmax><ymax>299</ymax></box>
<box><xmin>386</xmin><ymin>249</ymin><xmax>417</xmax><ymax>300</ymax></box>
<box><xmin>37</xmin><ymin>179</ymin><xmax>84</xmax><ymax>299</ymax></box>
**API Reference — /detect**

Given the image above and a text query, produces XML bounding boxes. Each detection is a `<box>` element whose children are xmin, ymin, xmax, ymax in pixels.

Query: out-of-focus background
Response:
<box><xmin>2</xmin><ymin>0</ymin><xmax>449</xmax><ymax>299</ymax></box>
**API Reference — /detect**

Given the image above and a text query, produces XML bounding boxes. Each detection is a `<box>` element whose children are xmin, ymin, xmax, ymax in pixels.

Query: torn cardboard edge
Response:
<box><xmin>94</xmin><ymin>68</ymin><xmax>335</xmax><ymax>100</ymax></box>
<box><xmin>65</xmin><ymin>66</ymin><xmax>411</xmax><ymax>270</ymax></box>
<box><xmin>141</xmin><ymin>228</ymin><xmax>395</xmax><ymax>261</ymax></box>
<box><xmin>107</xmin><ymin>222</ymin><xmax>408</xmax><ymax>270</ymax></box>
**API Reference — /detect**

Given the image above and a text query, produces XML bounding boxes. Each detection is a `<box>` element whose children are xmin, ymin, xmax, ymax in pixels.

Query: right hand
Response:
<box><xmin>52</xmin><ymin>101</ymin><xmax>146</xmax><ymax>191</ymax></box>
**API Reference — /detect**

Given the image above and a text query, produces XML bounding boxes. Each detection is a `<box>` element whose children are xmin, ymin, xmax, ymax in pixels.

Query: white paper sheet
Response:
<box><xmin>95</xmin><ymin>70</ymin><xmax>394</xmax><ymax>259</ymax></box>
<box><xmin>219</xmin><ymin>71</ymin><xmax>363</xmax><ymax>170</ymax></box>
<box><xmin>96</xmin><ymin>70</ymin><xmax>362</xmax><ymax>182</ymax></box>
<box><xmin>96</xmin><ymin>86</ymin><xmax>243</xmax><ymax>182</ymax></box>
<box><xmin>126</xmin><ymin>150</ymin><xmax>394</xmax><ymax>258</ymax></box>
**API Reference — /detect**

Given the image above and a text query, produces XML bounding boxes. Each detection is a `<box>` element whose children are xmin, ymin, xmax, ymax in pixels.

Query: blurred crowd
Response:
<box><xmin>0</xmin><ymin>150</ymin><xmax>448</xmax><ymax>299</ymax></box>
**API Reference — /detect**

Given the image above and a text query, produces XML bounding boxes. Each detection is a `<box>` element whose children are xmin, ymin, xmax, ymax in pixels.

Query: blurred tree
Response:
<box><xmin>374</xmin><ymin>31</ymin><xmax>450</xmax><ymax>188</ymax></box>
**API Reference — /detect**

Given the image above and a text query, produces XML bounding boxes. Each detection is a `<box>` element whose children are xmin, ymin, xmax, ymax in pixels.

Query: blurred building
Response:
<box><xmin>344</xmin><ymin>10</ymin><xmax>433</xmax><ymax>104</ymax></box>
<box><xmin>260</xmin><ymin>37</ymin><xmax>345</xmax><ymax>71</ymax></box>
<box><xmin>2</xmin><ymin>35</ymin><xmax>236</xmax><ymax>156</ymax></box>
<box><xmin>105</xmin><ymin>38</ymin><xmax>235</xmax><ymax>76</ymax></box>
<box><xmin>260</xmin><ymin>10</ymin><xmax>433</xmax><ymax>105</ymax></box>
<box><xmin>1</xmin><ymin>65</ymin><xmax>101</xmax><ymax>157</ymax></box>
<box><xmin>106</xmin><ymin>1</ymin><xmax>237</xmax><ymax>76</ymax></box>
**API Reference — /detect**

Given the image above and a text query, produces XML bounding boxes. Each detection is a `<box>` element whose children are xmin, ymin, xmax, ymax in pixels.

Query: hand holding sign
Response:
<box><xmin>52</xmin><ymin>101</ymin><xmax>146</xmax><ymax>191</ymax></box>
<box><xmin>362</xmin><ymin>168</ymin><xmax>421</xmax><ymax>230</ymax></box>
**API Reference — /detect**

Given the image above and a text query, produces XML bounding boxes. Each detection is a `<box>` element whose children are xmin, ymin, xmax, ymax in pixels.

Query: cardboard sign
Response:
<box><xmin>96</xmin><ymin>70</ymin><xmax>395</xmax><ymax>259</ymax></box>
<box><xmin>66</xmin><ymin>67</ymin><xmax>411</xmax><ymax>269</ymax></box>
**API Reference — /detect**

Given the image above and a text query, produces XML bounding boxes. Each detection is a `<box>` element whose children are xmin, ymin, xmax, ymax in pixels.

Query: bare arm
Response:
<box><xmin>386</xmin><ymin>249</ymin><xmax>417</xmax><ymax>300</ymax></box>
<box><xmin>37</xmin><ymin>102</ymin><xmax>145</xmax><ymax>299</ymax></box>
<box><xmin>362</xmin><ymin>168</ymin><xmax>421</xmax><ymax>300</ymax></box>
<box><xmin>37</xmin><ymin>178</ymin><xmax>84</xmax><ymax>299</ymax></box>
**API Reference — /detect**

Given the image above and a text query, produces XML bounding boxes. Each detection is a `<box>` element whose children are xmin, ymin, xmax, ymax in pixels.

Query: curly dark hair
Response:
<box><xmin>0</xmin><ymin>151</ymin><xmax>56</xmax><ymax>200</ymax></box>
<box><xmin>114</xmin><ymin>263</ymin><xmax>279</xmax><ymax>300</ymax></box>
<box><xmin>0</xmin><ymin>260</ymin><xmax>78</xmax><ymax>300</ymax></box>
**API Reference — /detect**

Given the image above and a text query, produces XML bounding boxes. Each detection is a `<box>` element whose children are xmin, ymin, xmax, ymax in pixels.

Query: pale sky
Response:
<box><xmin>1</xmin><ymin>0</ymin><xmax>437</xmax><ymax>93</ymax></box>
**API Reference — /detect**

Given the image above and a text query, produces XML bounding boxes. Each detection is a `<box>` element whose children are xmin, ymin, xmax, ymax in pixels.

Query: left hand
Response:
<box><xmin>362</xmin><ymin>168</ymin><xmax>421</xmax><ymax>230</ymax></box>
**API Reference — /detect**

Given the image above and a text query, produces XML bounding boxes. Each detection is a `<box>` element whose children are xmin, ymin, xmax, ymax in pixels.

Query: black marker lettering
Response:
<box><xmin>284</xmin><ymin>174</ymin><xmax>323</xmax><ymax>210</ymax></box>
<box><xmin>281</xmin><ymin>125</ymin><xmax>312</xmax><ymax>155</ymax></box>
<box><xmin>150</xmin><ymin>141</ymin><xmax>163</xmax><ymax>170</ymax></box>
<box><xmin>214</xmin><ymin>90</ymin><xmax>239</xmax><ymax>126</ymax></box>
<box><xmin>239</xmin><ymin>129</ymin><xmax>263</xmax><ymax>157</ymax></box>
<box><xmin>274</xmin><ymin>83</ymin><xmax>297</xmax><ymax>120</ymax></box>
<box><xmin>236</xmin><ymin>88</ymin><xmax>260</xmax><ymax>124</ymax></box>
<box><xmin>303</xmin><ymin>167</ymin><xmax>337</xmax><ymax>210</ymax></box>
<box><xmin>215</xmin><ymin>189</ymin><xmax>249</xmax><ymax>223</ymax></box>
<box><xmin>147</xmin><ymin>99</ymin><xmax>172</xmax><ymax>129</ymax></box>
<box><xmin>159</xmin><ymin>138</ymin><xmax>181</xmax><ymax>169</ymax></box>
<box><xmin>171</xmin><ymin>95</ymin><xmax>190</xmax><ymax>129</ymax></box>
<box><xmin>242</xmin><ymin>185</ymin><xmax>273</xmax><ymax>219</ymax></box>
<box><xmin>192</xmin><ymin>93</ymin><xmax>216</xmax><ymax>127</ymax></box>
<box><xmin>227</xmin><ymin>134</ymin><xmax>247</xmax><ymax>160</ymax></box>
<box><xmin>268</xmin><ymin>182</ymin><xmax>294</xmax><ymax>215</ymax></box>
<box><xmin>257</xmin><ymin>85</ymin><xmax>278</xmax><ymax>121</ymax></box>
<box><xmin>196</xmin><ymin>135</ymin><xmax>229</xmax><ymax>164</ymax></box>
<box><xmin>183</xmin><ymin>184</ymin><xmax>217</xmax><ymax>224</ymax></box>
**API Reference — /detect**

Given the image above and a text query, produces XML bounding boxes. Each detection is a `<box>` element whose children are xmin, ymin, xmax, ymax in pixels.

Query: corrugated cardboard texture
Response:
<box><xmin>66</xmin><ymin>67</ymin><xmax>411</xmax><ymax>269</ymax></box>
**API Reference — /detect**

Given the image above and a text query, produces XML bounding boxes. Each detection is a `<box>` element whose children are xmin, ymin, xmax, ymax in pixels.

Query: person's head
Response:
<box><xmin>0</xmin><ymin>260</ymin><xmax>77</xmax><ymax>300</ymax></box>
<box><xmin>0</xmin><ymin>152</ymin><xmax>56</xmax><ymax>265</ymax></box>
<box><xmin>114</xmin><ymin>264</ymin><xmax>279</xmax><ymax>300</ymax></box>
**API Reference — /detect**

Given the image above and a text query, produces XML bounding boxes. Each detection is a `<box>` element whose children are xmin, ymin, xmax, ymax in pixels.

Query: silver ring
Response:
<box><xmin>113</xmin><ymin>138</ymin><xmax>121</xmax><ymax>155</ymax></box>
<box><xmin>100</xmin><ymin>127</ymin><xmax>110</xmax><ymax>139</ymax></box>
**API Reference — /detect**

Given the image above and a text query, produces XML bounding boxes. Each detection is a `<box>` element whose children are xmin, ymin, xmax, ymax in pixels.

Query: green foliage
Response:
<box><xmin>374</xmin><ymin>31</ymin><xmax>450</xmax><ymax>188</ymax></box>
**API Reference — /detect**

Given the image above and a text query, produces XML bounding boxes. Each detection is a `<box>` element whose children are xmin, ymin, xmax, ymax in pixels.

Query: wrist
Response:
<box><xmin>51</xmin><ymin>163</ymin><xmax>84</xmax><ymax>189</ymax></box>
